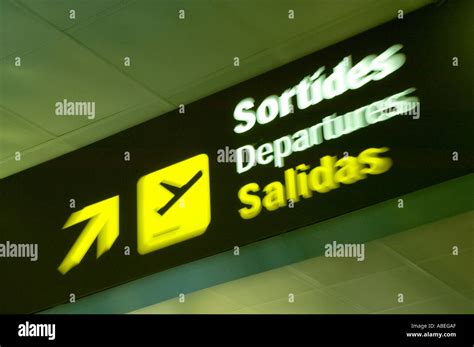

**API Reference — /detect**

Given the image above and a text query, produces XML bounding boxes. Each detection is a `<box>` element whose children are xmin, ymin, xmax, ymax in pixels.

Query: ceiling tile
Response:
<box><xmin>68</xmin><ymin>0</ymin><xmax>269</xmax><ymax>98</ymax></box>
<box><xmin>130</xmin><ymin>289</ymin><xmax>243</xmax><ymax>314</ymax></box>
<box><xmin>19</xmin><ymin>0</ymin><xmax>132</xmax><ymax>31</ymax></box>
<box><xmin>0</xmin><ymin>107</ymin><xmax>54</xmax><ymax>160</ymax></box>
<box><xmin>251</xmin><ymin>288</ymin><xmax>365</xmax><ymax>314</ymax></box>
<box><xmin>210</xmin><ymin>266</ymin><xmax>314</xmax><ymax>307</ymax></box>
<box><xmin>215</xmin><ymin>0</ymin><xmax>431</xmax><ymax>68</ymax></box>
<box><xmin>159</xmin><ymin>0</ymin><xmax>432</xmax><ymax>107</ymax></box>
<box><xmin>229</xmin><ymin>306</ymin><xmax>259</xmax><ymax>314</ymax></box>
<box><xmin>125</xmin><ymin>211</ymin><xmax>472</xmax><ymax>314</ymax></box>
<box><xmin>325</xmin><ymin>266</ymin><xmax>452</xmax><ymax>312</ymax></box>
<box><xmin>215</xmin><ymin>0</ymin><xmax>376</xmax><ymax>46</ymax></box>
<box><xmin>167</xmin><ymin>48</ymin><xmax>284</xmax><ymax>106</ymax></box>
<box><xmin>289</xmin><ymin>241</ymin><xmax>405</xmax><ymax>286</ymax></box>
<box><xmin>463</xmin><ymin>291</ymin><xmax>474</xmax><ymax>301</ymax></box>
<box><xmin>1</xmin><ymin>0</ymin><xmax>432</xmax><ymax>176</ymax></box>
<box><xmin>0</xmin><ymin>0</ymin><xmax>63</xmax><ymax>59</ymax></box>
<box><xmin>59</xmin><ymin>97</ymin><xmax>174</xmax><ymax>149</ymax></box>
<box><xmin>416</xmin><ymin>249</ymin><xmax>474</xmax><ymax>294</ymax></box>
<box><xmin>0</xmin><ymin>35</ymin><xmax>159</xmax><ymax>136</ymax></box>
<box><xmin>376</xmin><ymin>294</ymin><xmax>474</xmax><ymax>314</ymax></box>
<box><xmin>381</xmin><ymin>211</ymin><xmax>474</xmax><ymax>262</ymax></box>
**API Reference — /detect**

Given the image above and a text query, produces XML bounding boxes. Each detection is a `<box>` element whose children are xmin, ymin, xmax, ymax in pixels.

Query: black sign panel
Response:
<box><xmin>0</xmin><ymin>0</ymin><xmax>472</xmax><ymax>313</ymax></box>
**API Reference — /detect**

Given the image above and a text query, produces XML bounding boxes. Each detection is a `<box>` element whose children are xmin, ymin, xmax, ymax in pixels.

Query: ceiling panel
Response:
<box><xmin>0</xmin><ymin>35</ymin><xmax>162</xmax><ymax>136</ymax></box>
<box><xmin>129</xmin><ymin>211</ymin><xmax>473</xmax><ymax>314</ymax></box>
<box><xmin>416</xmin><ymin>250</ymin><xmax>474</xmax><ymax>295</ymax></box>
<box><xmin>166</xmin><ymin>47</ymin><xmax>285</xmax><ymax>106</ymax></box>
<box><xmin>381</xmin><ymin>210</ymin><xmax>474</xmax><ymax>262</ymax></box>
<box><xmin>215</xmin><ymin>0</ymin><xmax>378</xmax><ymax>47</ymax></box>
<box><xmin>266</xmin><ymin>0</ymin><xmax>432</xmax><ymax>64</ymax></box>
<box><xmin>325</xmin><ymin>266</ymin><xmax>452</xmax><ymax>312</ymax></box>
<box><xmin>0</xmin><ymin>0</ymin><xmax>63</xmax><ymax>59</ymax></box>
<box><xmin>58</xmin><ymin>98</ymin><xmax>175</xmax><ymax>149</ymax></box>
<box><xmin>210</xmin><ymin>266</ymin><xmax>314</xmax><ymax>307</ymax></box>
<box><xmin>251</xmin><ymin>288</ymin><xmax>365</xmax><ymax>314</ymax></box>
<box><xmin>0</xmin><ymin>0</ymin><xmax>433</xmax><ymax>176</ymax></box>
<box><xmin>290</xmin><ymin>241</ymin><xmax>405</xmax><ymax>287</ymax></box>
<box><xmin>67</xmin><ymin>0</ymin><xmax>269</xmax><ymax>98</ymax></box>
<box><xmin>132</xmin><ymin>288</ymin><xmax>244</xmax><ymax>314</ymax></box>
<box><xmin>19</xmin><ymin>0</ymin><xmax>132</xmax><ymax>31</ymax></box>
<box><xmin>0</xmin><ymin>107</ymin><xmax>53</xmax><ymax>159</ymax></box>
<box><xmin>378</xmin><ymin>294</ymin><xmax>474</xmax><ymax>314</ymax></box>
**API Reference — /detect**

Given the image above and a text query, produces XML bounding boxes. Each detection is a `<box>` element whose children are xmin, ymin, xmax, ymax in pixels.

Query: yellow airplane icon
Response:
<box><xmin>137</xmin><ymin>154</ymin><xmax>211</xmax><ymax>255</ymax></box>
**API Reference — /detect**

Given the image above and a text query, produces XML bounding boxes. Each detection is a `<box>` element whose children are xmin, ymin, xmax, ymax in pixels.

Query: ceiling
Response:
<box><xmin>0</xmin><ymin>0</ymin><xmax>433</xmax><ymax>178</ymax></box>
<box><xmin>131</xmin><ymin>210</ymin><xmax>474</xmax><ymax>314</ymax></box>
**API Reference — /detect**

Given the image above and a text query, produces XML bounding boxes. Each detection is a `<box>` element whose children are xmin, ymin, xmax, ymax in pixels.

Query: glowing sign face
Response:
<box><xmin>238</xmin><ymin>147</ymin><xmax>393</xmax><ymax>220</ymax></box>
<box><xmin>235</xmin><ymin>87</ymin><xmax>419</xmax><ymax>174</ymax></box>
<box><xmin>58</xmin><ymin>154</ymin><xmax>211</xmax><ymax>274</ymax></box>
<box><xmin>137</xmin><ymin>154</ymin><xmax>211</xmax><ymax>255</ymax></box>
<box><xmin>233</xmin><ymin>44</ymin><xmax>406</xmax><ymax>134</ymax></box>
<box><xmin>1</xmin><ymin>1</ymin><xmax>470</xmax><ymax>313</ymax></box>
<box><xmin>58</xmin><ymin>196</ymin><xmax>120</xmax><ymax>275</ymax></box>
<box><xmin>232</xmin><ymin>44</ymin><xmax>420</xmax><ymax>175</ymax></box>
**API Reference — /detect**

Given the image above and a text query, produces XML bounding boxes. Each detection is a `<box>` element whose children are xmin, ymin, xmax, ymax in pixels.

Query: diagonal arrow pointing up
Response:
<box><xmin>58</xmin><ymin>196</ymin><xmax>119</xmax><ymax>275</ymax></box>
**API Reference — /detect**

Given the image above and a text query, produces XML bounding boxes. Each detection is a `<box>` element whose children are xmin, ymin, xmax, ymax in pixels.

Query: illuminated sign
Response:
<box><xmin>58</xmin><ymin>196</ymin><xmax>119</xmax><ymax>274</ymax></box>
<box><xmin>137</xmin><ymin>154</ymin><xmax>211</xmax><ymax>255</ymax></box>
<box><xmin>233</xmin><ymin>44</ymin><xmax>406</xmax><ymax>134</ymax></box>
<box><xmin>236</xmin><ymin>87</ymin><xmax>418</xmax><ymax>173</ymax></box>
<box><xmin>58</xmin><ymin>155</ymin><xmax>211</xmax><ymax>274</ymax></box>
<box><xmin>0</xmin><ymin>1</ymin><xmax>472</xmax><ymax>313</ymax></box>
<box><xmin>238</xmin><ymin>147</ymin><xmax>392</xmax><ymax>220</ymax></box>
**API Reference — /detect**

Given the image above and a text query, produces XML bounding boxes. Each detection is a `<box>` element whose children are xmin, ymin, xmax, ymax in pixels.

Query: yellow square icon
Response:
<box><xmin>137</xmin><ymin>154</ymin><xmax>211</xmax><ymax>255</ymax></box>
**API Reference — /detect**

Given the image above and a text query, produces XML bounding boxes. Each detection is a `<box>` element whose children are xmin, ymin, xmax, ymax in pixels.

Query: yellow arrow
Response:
<box><xmin>58</xmin><ymin>196</ymin><xmax>119</xmax><ymax>275</ymax></box>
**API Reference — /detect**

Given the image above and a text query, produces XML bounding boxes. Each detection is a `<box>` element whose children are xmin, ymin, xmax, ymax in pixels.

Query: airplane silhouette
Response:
<box><xmin>156</xmin><ymin>170</ymin><xmax>203</xmax><ymax>216</ymax></box>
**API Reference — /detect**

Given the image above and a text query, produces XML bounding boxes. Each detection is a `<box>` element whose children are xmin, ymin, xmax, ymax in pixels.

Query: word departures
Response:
<box><xmin>233</xmin><ymin>43</ymin><xmax>420</xmax><ymax>174</ymax></box>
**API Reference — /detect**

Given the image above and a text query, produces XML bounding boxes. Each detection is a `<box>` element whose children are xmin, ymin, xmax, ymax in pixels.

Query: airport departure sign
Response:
<box><xmin>0</xmin><ymin>0</ymin><xmax>472</xmax><ymax>313</ymax></box>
